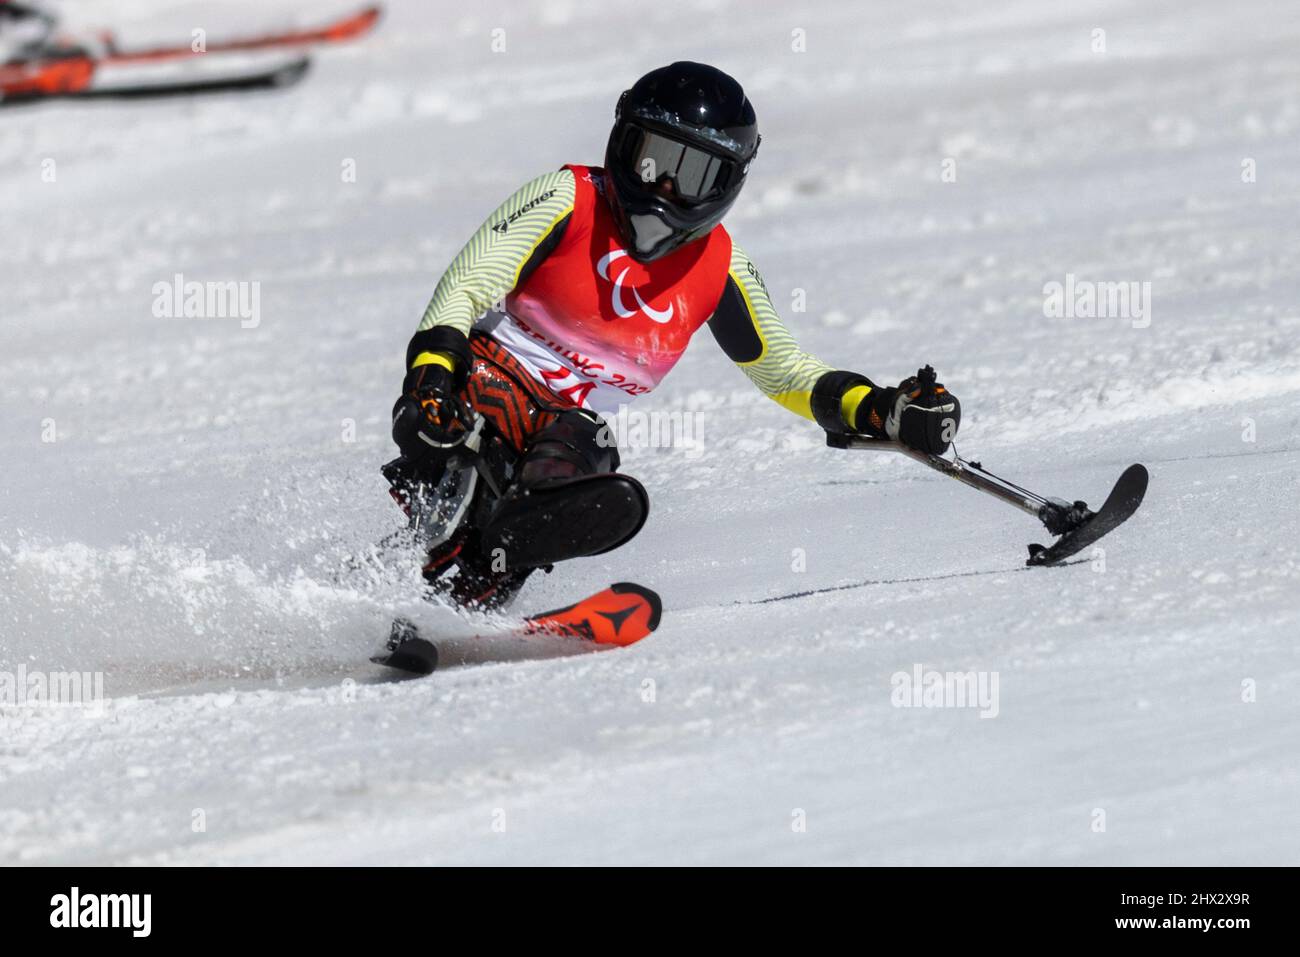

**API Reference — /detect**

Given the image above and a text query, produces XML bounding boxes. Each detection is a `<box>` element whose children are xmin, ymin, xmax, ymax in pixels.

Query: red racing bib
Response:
<box><xmin>496</xmin><ymin>165</ymin><xmax>733</xmax><ymax>414</ymax></box>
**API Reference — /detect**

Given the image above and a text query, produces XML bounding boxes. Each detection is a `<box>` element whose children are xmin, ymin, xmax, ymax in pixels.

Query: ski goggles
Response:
<box><xmin>615</xmin><ymin>124</ymin><xmax>740</xmax><ymax>205</ymax></box>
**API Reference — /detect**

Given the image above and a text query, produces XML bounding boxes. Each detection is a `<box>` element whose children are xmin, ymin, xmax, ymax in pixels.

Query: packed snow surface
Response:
<box><xmin>2</xmin><ymin>0</ymin><xmax>1299</xmax><ymax>864</ymax></box>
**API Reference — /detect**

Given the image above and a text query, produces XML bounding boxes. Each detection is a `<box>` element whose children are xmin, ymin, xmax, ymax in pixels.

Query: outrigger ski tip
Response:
<box><xmin>1025</xmin><ymin>463</ymin><xmax>1148</xmax><ymax>566</ymax></box>
<box><xmin>827</xmin><ymin>432</ymin><xmax>1148</xmax><ymax>566</ymax></box>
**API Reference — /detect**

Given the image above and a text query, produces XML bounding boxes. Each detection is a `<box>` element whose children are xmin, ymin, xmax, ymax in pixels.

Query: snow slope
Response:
<box><xmin>2</xmin><ymin>0</ymin><xmax>1299</xmax><ymax>865</ymax></box>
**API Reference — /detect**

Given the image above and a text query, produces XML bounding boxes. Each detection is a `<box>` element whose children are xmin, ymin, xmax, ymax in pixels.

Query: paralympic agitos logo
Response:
<box><xmin>596</xmin><ymin>249</ymin><xmax>674</xmax><ymax>324</ymax></box>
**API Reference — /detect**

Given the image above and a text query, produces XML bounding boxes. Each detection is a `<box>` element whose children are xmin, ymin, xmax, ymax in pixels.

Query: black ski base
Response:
<box><xmin>1027</xmin><ymin>464</ymin><xmax>1149</xmax><ymax>566</ymax></box>
<box><xmin>370</xmin><ymin>618</ymin><xmax>438</xmax><ymax>675</ymax></box>
<box><xmin>479</xmin><ymin>472</ymin><xmax>649</xmax><ymax>569</ymax></box>
<box><xmin>73</xmin><ymin>56</ymin><xmax>310</xmax><ymax>100</ymax></box>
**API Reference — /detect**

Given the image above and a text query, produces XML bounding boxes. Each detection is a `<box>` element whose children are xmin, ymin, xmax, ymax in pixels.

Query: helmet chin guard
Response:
<box><xmin>626</xmin><ymin>213</ymin><xmax>676</xmax><ymax>257</ymax></box>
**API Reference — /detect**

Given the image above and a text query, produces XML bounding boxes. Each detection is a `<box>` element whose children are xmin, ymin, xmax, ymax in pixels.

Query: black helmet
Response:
<box><xmin>603</xmin><ymin>61</ymin><xmax>760</xmax><ymax>262</ymax></box>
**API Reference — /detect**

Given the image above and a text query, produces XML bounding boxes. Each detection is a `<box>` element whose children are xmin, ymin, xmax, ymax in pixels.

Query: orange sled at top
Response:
<box><xmin>0</xmin><ymin>56</ymin><xmax>96</xmax><ymax>98</ymax></box>
<box><xmin>1</xmin><ymin>5</ymin><xmax>381</xmax><ymax>100</ymax></box>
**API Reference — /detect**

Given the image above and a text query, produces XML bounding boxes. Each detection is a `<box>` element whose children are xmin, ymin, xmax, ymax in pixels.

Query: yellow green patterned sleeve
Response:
<box><xmin>705</xmin><ymin>241</ymin><xmax>840</xmax><ymax>421</ymax></box>
<box><xmin>417</xmin><ymin>169</ymin><xmax>576</xmax><ymax>337</ymax></box>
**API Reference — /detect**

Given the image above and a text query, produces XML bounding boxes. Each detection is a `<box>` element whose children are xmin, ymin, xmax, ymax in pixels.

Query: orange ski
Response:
<box><xmin>374</xmin><ymin>583</ymin><xmax>661</xmax><ymax>675</ymax></box>
<box><xmin>523</xmin><ymin>582</ymin><xmax>662</xmax><ymax>647</ymax></box>
<box><xmin>105</xmin><ymin>6</ymin><xmax>382</xmax><ymax>65</ymax></box>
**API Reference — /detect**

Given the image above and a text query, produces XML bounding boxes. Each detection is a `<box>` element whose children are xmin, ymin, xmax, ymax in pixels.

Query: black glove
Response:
<box><xmin>855</xmin><ymin>365</ymin><xmax>960</xmax><ymax>455</ymax></box>
<box><xmin>391</xmin><ymin>363</ymin><xmax>470</xmax><ymax>462</ymax></box>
